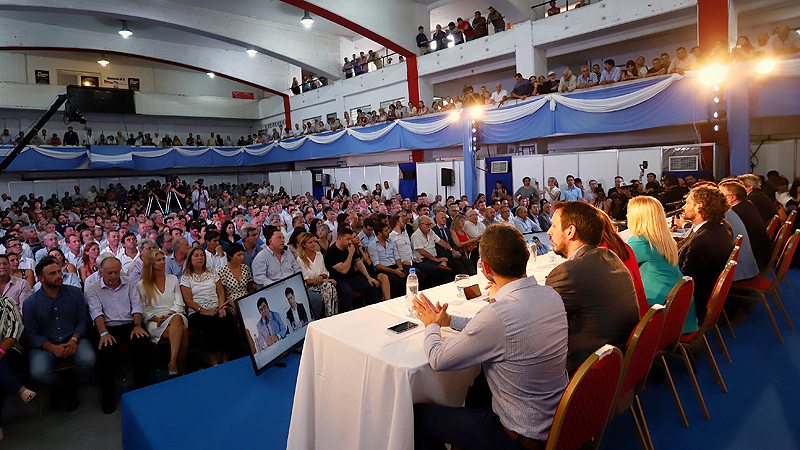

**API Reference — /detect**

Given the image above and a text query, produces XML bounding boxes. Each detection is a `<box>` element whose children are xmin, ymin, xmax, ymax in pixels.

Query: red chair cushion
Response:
<box><xmin>733</xmin><ymin>276</ymin><xmax>772</xmax><ymax>291</ymax></box>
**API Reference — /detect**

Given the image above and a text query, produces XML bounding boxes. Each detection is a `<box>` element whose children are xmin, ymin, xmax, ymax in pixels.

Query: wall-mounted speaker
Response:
<box><xmin>441</xmin><ymin>168</ymin><xmax>455</xmax><ymax>186</ymax></box>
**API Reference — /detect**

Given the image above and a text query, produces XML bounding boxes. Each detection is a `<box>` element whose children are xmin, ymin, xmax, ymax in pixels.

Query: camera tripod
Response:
<box><xmin>145</xmin><ymin>189</ymin><xmax>182</xmax><ymax>216</ymax></box>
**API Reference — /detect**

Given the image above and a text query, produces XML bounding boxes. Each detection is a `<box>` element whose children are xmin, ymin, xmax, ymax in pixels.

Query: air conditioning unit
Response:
<box><xmin>668</xmin><ymin>155</ymin><xmax>699</xmax><ymax>172</ymax></box>
<box><xmin>490</xmin><ymin>161</ymin><xmax>510</xmax><ymax>174</ymax></box>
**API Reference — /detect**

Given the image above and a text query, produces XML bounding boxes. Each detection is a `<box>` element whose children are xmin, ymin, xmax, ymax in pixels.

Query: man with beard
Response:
<box><xmin>545</xmin><ymin>201</ymin><xmax>639</xmax><ymax>373</ymax></box>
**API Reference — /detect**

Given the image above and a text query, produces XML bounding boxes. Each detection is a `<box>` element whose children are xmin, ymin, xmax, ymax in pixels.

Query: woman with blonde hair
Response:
<box><xmin>542</xmin><ymin>176</ymin><xmax>561</xmax><ymax>202</ymax></box>
<box><xmin>138</xmin><ymin>249</ymin><xmax>189</xmax><ymax>376</ymax></box>
<box><xmin>296</xmin><ymin>232</ymin><xmax>338</xmax><ymax>316</ymax></box>
<box><xmin>627</xmin><ymin>196</ymin><xmax>698</xmax><ymax>333</ymax></box>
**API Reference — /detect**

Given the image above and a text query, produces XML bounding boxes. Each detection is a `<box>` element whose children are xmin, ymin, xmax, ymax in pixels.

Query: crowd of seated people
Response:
<box><xmin>0</xmin><ymin>163</ymin><xmax>795</xmax><ymax>434</ymax></box>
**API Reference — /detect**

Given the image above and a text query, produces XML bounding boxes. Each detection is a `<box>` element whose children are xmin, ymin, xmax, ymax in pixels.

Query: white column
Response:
<box><xmin>514</xmin><ymin>21</ymin><xmax>547</xmax><ymax>78</ymax></box>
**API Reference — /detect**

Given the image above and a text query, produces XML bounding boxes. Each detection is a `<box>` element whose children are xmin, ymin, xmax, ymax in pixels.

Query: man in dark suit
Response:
<box><xmin>538</xmin><ymin>201</ymin><xmax>553</xmax><ymax>232</ymax></box>
<box><xmin>660</xmin><ymin>173</ymin><xmax>690</xmax><ymax>213</ymax></box>
<box><xmin>738</xmin><ymin>174</ymin><xmax>777</xmax><ymax>224</ymax></box>
<box><xmin>545</xmin><ymin>201</ymin><xmax>640</xmax><ymax>373</ymax></box>
<box><xmin>432</xmin><ymin>211</ymin><xmax>476</xmax><ymax>276</ymax></box>
<box><xmin>284</xmin><ymin>287</ymin><xmax>309</xmax><ymax>331</ymax></box>
<box><xmin>677</xmin><ymin>184</ymin><xmax>734</xmax><ymax>323</ymax></box>
<box><xmin>720</xmin><ymin>180</ymin><xmax>770</xmax><ymax>272</ymax></box>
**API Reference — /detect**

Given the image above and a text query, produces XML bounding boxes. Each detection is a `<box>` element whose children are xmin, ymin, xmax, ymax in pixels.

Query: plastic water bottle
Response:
<box><xmin>405</xmin><ymin>269</ymin><xmax>418</xmax><ymax>317</ymax></box>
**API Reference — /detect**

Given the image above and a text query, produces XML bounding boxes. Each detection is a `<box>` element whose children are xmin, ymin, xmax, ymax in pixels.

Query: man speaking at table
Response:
<box><xmin>412</xmin><ymin>224</ymin><xmax>568</xmax><ymax>450</ymax></box>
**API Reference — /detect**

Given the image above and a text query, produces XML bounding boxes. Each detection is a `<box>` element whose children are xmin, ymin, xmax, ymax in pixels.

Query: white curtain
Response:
<box><xmin>308</xmin><ymin>130</ymin><xmax>349</xmax><ymax>145</ymax></box>
<box><xmin>770</xmin><ymin>58</ymin><xmax>800</xmax><ymax>77</ymax></box>
<box><xmin>395</xmin><ymin>115</ymin><xmax>454</xmax><ymax>134</ymax></box>
<box><xmin>347</xmin><ymin>123</ymin><xmax>397</xmax><ymax>141</ymax></box>
<box><xmin>131</xmin><ymin>148</ymin><xmax>175</xmax><ymax>158</ymax></box>
<box><xmin>551</xmin><ymin>74</ymin><xmax>681</xmax><ymax>113</ymax></box>
<box><xmin>33</xmin><ymin>147</ymin><xmax>87</xmax><ymax>159</ymax></box>
<box><xmin>481</xmin><ymin>98</ymin><xmax>548</xmax><ymax>124</ymax></box>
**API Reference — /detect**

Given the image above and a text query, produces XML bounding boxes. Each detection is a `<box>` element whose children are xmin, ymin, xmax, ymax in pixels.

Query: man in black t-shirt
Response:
<box><xmin>324</xmin><ymin>227</ymin><xmax>380</xmax><ymax>312</ymax></box>
<box><xmin>660</xmin><ymin>174</ymin><xmax>690</xmax><ymax>213</ymax></box>
<box><xmin>510</xmin><ymin>73</ymin><xmax>535</xmax><ymax>100</ymax></box>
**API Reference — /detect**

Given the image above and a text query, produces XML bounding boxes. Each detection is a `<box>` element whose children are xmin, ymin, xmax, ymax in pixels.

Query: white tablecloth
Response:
<box><xmin>287</xmin><ymin>251</ymin><xmax>565</xmax><ymax>450</ymax></box>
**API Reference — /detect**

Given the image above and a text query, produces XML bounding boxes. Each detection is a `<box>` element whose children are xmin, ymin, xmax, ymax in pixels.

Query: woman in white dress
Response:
<box><xmin>138</xmin><ymin>250</ymin><xmax>189</xmax><ymax>376</ymax></box>
<box><xmin>296</xmin><ymin>232</ymin><xmax>338</xmax><ymax>316</ymax></box>
<box><xmin>542</xmin><ymin>177</ymin><xmax>561</xmax><ymax>203</ymax></box>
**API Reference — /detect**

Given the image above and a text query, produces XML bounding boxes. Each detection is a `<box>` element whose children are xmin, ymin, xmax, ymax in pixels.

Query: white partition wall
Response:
<box><xmin>543</xmin><ymin>153</ymin><xmax>579</xmax><ymax>185</ymax></box>
<box><xmin>364</xmin><ymin>166</ymin><xmax>382</xmax><ymax>193</ymax></box>
<box><xmin>290</xmin><ymin>171</ymin><xmax>303</xmax><ymax>197</ymax></box>
<box><xmin>349</xmin><ymin>167</ymin><xmax>367</xmax><ymax>193</ymax></box>
<box><xmin>510</xmin><ymin>155</ymin><xmax>544</xmax><ymax>191</ymax></box>
<box><xmin>578</xmin><ymin>150</ymin><xmax>618</xmax><ymax>192</ymax></box>
<box><xmin>299</xmin><ymin>171</ymin><xmax>314</xmax><ymax>196</ymax></box>
<box><xmin>379</xmin><ymin>165</ymin><xmax>400</xmax><ymax>196</ymax></box>
<box><xmin>617</xmin><ymin>148</ymin><xmax>663</xmax><ymax>184</ymax></box>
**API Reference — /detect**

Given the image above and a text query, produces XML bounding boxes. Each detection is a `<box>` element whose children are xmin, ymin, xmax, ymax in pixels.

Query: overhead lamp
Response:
<box><xmin>207</xmin><ymin>72</ymin><xmax>215</xmax><ymax>78</ymax></box>
<box><xmin>246</xmin><ymin>49</ymin><xmax>257</xmax><ymax>57</ymax></box>
<box><xmin>118</xmin><ymin>21</ymin><xmax>133</xmax><ymax>38</ymax></box>
<box><xmin>698</xmin><ymin>63</ymin><xmax>728</xmax><ymax>86</ymax></box>
<box><xmin>755</xmin><ymin>59</ymin><xmax>775</xmax><ymax>74</ymax></box>
<box><xmin>300</xmin><ymin>10</ymin><xmax>314</xmax><ymax>28</ymax></box>
<box><xmin>97</xmin><ymin>55</ymin><xmax>110</xmax><ymax>67</ymax></box>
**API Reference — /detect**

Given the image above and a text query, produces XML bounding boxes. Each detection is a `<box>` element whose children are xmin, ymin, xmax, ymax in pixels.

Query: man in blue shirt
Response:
<box><xmin>23</xmin><ymin>256</ymin><xmax>96</xmax><ymax>411</ymax></box>
<box><xmin>558</xmin><ymin>175</ymin><xmax>584</xmax><ymax>201</ymax></box>
<box><xmin>600</xmin><ymin>58</ymin><xmax>622</xmax><ymax>85</ymax></box>
<box><xmin>255</xmin><ymin>297</ymin><xmax>287</xmax><ymax>351</ymax></box>
<box><xmin>416</xmin><ymin>26</ymin><xmax>432</xmax><ymax>55</ymax></box>
<box><xmin>368</xmin><ymin>222</ymin><xmax>407</xmax><ymax>298</ymax></box>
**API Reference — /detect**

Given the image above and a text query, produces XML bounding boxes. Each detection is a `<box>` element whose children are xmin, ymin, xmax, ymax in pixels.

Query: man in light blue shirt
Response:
<box><xmin>599</xmin><ymin>58</ymin><xmax>621</xmax><ymax>85</ymax></box>
<box><xmin>368</xmin><ymin>222</ymin><xmax>406</xmax><ymax>298</ymax></box>
<box><xmin>255</xmin><ymin>297</ymin><xmax>287</xmax><ymax>351</ymax></box>
<box><xmin>358</xmin><ymin>218</ymin><xmax>378</xmax><ymax>251</ymax></box>
<box><xmin>576</xmin><ymin>65</ymin><xmax>598</xmax><ymax>89</ymax></box>
<box><xmin>513</xmin><ymin>207</ymin><xmax>540</xmax><ymax>233</ymax></box>
<box><xmin>558</xmin><ymin>175</ymin><xmax>584</xmax><ymax>201</ymax></box>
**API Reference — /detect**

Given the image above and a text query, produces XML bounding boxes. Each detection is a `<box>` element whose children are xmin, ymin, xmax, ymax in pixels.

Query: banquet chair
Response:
<box><xmin>729</xmin><ymin>230</ymin><xmax>799</xmax><ymax>344</ymax></box>
<box><xmin>545</xmin><ymin>345</ymin><xmax>624</xmax><ymax>450</ymax></box>
<box><xmin>656</xmin><ymin>277</ymin><xmax>695</xmax><ymax>427</ymax></box>
<box><xmin>667</xmin><ymin>261</ymin><xmax>737</xmax><ymax>419</ymax></box>
<box><xmin>601</xmin><ymin>306</ymin><xmax>665</xmax><ymax>450</ymax></box>
<box><xmin>786</xmin><ymin>210</ymin><xmax>797</xmax><ymax>228</ymax></box>
<box><xmin>765</xmin><ymin>215</ymin><xmax>780</xmax><ymax>242</ymax></box>
<box><xmin>718</xmin><ymin>239</ymin><xmax>741</xmax><ymax>342</ymax></box>
<box><xmin>762</xmin><ymin>223</ymin><xmax>791</xmax><ymax>292</ymax></box>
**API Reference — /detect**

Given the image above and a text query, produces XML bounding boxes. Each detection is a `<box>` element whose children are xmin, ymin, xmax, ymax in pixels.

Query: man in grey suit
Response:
<box><xmin>545</xmin><ymin>201</ymin><xmax>640</xmax><ymax>373</ymax></box>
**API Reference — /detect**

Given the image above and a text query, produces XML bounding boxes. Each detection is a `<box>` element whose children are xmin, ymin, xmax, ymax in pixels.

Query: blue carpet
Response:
<box><xmin>599</xmin><ymin>269</ymin><xmax>800</xmax><ymax>450</ymax></box>
<box><xmin>121</xmin><ymin>270</ymin><xmax>800</xmax><ymax>450</ymax></box>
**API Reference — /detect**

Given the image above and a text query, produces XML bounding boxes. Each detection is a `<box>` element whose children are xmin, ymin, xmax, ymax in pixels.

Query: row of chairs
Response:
<box><xmin>541</xmin><ymin>211</ymin><xmax>799</xmax><ymax>450</ymax></box>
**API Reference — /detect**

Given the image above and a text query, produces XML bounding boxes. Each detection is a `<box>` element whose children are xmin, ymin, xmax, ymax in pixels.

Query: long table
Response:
<box><xmin>287</xmin><ymin>242</ymin><xmax>565</xmax><ymax>450</ymax></box>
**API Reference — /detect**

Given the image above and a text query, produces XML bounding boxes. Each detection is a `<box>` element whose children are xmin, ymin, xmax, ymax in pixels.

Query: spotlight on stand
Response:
<box><xmin>470</xmin><ymin>107</ymin><xmax>483</xmax><ymax>119</ymax></box>
<box><xmin>449</xmin><ymin>111</ymin><xmax>460</xmax><ymax>121</ymax></box>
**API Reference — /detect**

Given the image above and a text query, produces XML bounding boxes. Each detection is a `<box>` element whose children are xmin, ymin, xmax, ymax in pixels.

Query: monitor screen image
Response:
<box><xmin>234</xmin><ymin>272</ymin><xmax>313</xmax><ymax>375</ymax></box>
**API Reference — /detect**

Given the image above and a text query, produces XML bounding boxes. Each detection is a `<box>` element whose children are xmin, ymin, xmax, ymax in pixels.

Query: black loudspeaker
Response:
<box><xmin>320</xmin><ymin>173</ymin><xmax>330</xmax><ymax>188</ymax></box>
<box><xmin>313</xmin><ymin>169</ymin><xmax>324</xmax><ymax>187</ymax></box>
<box><xmin>441</xmin><ymin>168</ymin><xmax>455</xmax><ymax>186</ymax></box>
<box><xmin>401</xmin><ymin>170</ymin><xmax>417</xmax><ymax>180</ymax></box>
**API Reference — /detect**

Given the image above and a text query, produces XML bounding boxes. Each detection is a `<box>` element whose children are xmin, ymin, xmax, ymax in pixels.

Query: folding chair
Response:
<box><xmin>765</xmin><ymin>215</ymin><xmax>780</xmax><ymax>242</ymax></box>
<box><xmin>655</xmin><ymin>277</ymin><xmax>695</xmax><ymax>426</ymax></box>
<box><xmin>604</xmin><ymin>306</ymin><xmax>665</xmax><ymax>450</ymax></box>
<box><xmin>545</xmin><ymin>345</ymin><xmax>624</xmax><ymax>450</ymax></box>
<box><xmin>729</xmin><ymin>230</ymin><xmax>799</xmax><ymax>343</ymax></box>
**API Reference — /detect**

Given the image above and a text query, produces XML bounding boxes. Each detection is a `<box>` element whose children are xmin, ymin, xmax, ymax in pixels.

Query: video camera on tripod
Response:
<box><xmin>145</xmin><ymin>174</ymin><xmax>183</xmax><ymax>216</ymax></box>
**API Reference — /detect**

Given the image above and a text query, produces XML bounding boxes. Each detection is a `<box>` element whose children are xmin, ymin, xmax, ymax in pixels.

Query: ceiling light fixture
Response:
<box><xmin>246</xmin><ymin>49</ymin><xmax>257</xmax><ymax>57</ymax></box>
<box><xmin>97</xmin><ymin>55</ymin><xmax>110</xmax><ymax>67</ymax></box>
<box><xmin>118</xmin><ymin>20</ymin><xmax>133</xmax><ymax>38</ymax></box>
<box><xmin>207</xmin><ymin>72</ymin><xmax>215</xmax><ymax>78</ymax></box>
<box><xmin>301</xmin><ymin>10</ymin><xmax>314</xmax><ymax>28</ymax></box>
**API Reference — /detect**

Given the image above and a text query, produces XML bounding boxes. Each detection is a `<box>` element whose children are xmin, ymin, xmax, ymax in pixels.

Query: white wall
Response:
<box><xmin>751</xmin><ymin>140</ymin><xmax>798</xmax><ymax>180</ymax></box>
<box><xmin>0</xmin><ymin>51</ymin><xmax>267</xmax><ymax>99</ymax></box>
<box><xmin>260</xmin><ymin>63</ymin><xmax>409</xmax><ymax>128</ymax></box>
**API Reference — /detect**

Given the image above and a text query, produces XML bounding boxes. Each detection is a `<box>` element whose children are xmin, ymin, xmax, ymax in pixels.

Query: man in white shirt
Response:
<box><xmin>382</xmin><ymin>181</ymin><xmax>395</xmax><ymax>199</ymax></box>
<box><xmin>490</xmin><ymin>83</ymin><xmax>508</xmax><ymax>105</ymax></box>
<box><xmin>766</xmin><ymin>26</ymin><xmax>800</xmax><ymax>55</ymax></box>
<box><xmin>559</xmin><ymin>69</ymin><xmax>578</xmax><ymax>93</ymax></box>
<box><xmin>464</xmin><ymin>209</ymin><xmax>486</xmax><ymax>240</ymax></box>
<box><xmin>100</xmin><ymin>230</ymin><xmax>123</xmax><ymax>256</ymax></box>
<box><xmin>668</xmin><ymin>47</ymin><xmax>697</xmax><ymax>75</ymax></box>
<box><xmin>117</xmin><ymin>233</ymin><xmax>139</xmax><ymax>273</ymax></box>
<box><xmin>64</xmin><ymin>235</ymin><xmax>84</xmax><ymax>268</ymax></box>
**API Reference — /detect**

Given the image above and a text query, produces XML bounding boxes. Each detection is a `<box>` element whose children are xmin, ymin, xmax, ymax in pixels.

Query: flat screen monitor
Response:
<box><xmin>234</xmin><ymin>272</ymin><xmax>313</xmax><ymax>375</ymax></box>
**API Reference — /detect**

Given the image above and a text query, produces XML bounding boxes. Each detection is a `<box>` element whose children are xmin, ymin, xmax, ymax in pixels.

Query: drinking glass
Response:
<box><xmin>548</xmin><ymin>245</ymin><xmax>557</xmax><ymax>262</ymax></box>
<box><xmin>454</xmin><ymin>274</ymin><xmax>470</xmax><ymax>298</ymax></box>
<box><xmin>405</xmin><ymin>294</ymin><xmax>416</xmax><ymax>318</ymax></box>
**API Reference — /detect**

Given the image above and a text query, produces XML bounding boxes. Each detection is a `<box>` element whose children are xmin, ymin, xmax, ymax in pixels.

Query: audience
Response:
<box><xmin>324</xmin><ymin>227</ymin><xmax>381</xmax><ymax>311</ymax></box>
<box><xmin>545</xmin><ymin>201</ymin><xmax>639</xmax><ymax>373</ymax></box>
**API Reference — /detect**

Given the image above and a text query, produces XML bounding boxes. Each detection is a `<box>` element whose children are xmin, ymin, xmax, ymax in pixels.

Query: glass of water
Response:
<box><xmin>405</xmin><ymin>294</ymin><xmax>416</xmax><ymax>318</ymax></box>
<box><xmin>548</xmin><ymin>245</ymin><xmax>557</xmax><ymax>262</ymax></box>
<box><xmin>454</xmin><ymin>274</ymin><xmax>470</xmax><ymax>298</ymax></box>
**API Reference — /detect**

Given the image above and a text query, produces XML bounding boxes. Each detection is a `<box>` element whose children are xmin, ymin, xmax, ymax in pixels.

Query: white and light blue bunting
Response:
<box><xmin>2</xmin><ymin>59</ymin><xmax>799</xmax><ymax>173</ymax></box>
